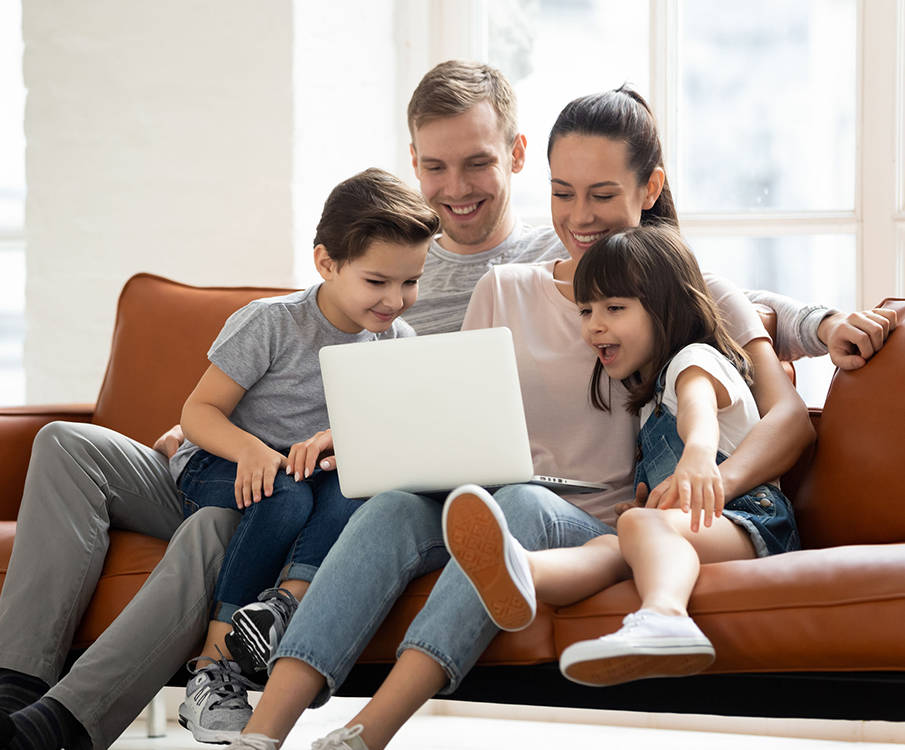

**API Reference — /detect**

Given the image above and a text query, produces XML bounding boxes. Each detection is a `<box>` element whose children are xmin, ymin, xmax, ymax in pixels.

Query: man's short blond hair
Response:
<box><xmin>407</xmin><ymin>60</ymin><xmax>518</xmax><ymax>146</ymax></box>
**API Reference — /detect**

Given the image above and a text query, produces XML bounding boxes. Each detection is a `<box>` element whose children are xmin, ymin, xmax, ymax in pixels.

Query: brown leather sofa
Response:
<box><xmin>2</xmin><ymin>274</ymin><xmax>904</xmax><ymax>722</ymax></box>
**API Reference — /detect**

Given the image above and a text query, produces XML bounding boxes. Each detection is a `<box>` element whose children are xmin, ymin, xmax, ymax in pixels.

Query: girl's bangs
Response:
<box><xmin>574</xmin><ymin>239</ymin><xmax>646</xmax><ymax>303</ymax></box>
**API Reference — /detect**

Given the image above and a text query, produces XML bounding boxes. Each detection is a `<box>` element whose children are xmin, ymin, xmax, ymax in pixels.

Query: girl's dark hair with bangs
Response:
<box><xmin>573</xmin><ymin>225</ymin><xmax>751</xmax><ymax>415</ymax></box>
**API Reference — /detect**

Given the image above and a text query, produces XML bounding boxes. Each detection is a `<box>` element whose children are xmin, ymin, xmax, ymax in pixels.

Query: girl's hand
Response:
<box><xmin>286</xmin><ymin>430</ymin><xmax>335</xmax><ymax>481</ymax></box>
<box><xmin>671</xmin><ymin>444</ymin><xmax>725</xmax><ymax>532</ymax></box>
<box><xmin>235</xmin><ymin>441</ymin><xmax>287</xmax><ymax>509</ymax></box>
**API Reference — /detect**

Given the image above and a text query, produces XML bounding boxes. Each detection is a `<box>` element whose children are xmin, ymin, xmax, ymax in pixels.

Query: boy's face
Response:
<box><xmin>315</xmin><ymin>239</ymin><xmax>429</xmax><ymax>334</ymax></box>
<box><xmin>410</xmin><ymin>100</ymin><xmax>525</xmax><ymax>255</ymax></box>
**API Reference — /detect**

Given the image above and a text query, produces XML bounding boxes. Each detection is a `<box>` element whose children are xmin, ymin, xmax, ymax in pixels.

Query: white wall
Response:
<box><xmin>24</xmin><ymin>0</ymin><xmax>294</xmax><ymax>403</ymax></box>
<box><xmin>292</xmin><ymin>1</ymin><xmax>402</xmax><ymax>287</ymax></box>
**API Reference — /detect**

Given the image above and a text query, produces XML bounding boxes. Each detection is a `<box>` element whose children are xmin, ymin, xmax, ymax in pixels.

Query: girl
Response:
<box><xmin>443</xmin><ymin>224</ymin><xmax>800</xmax><ymax>688</ymax></box>
<box><xmin>170</xmin><ymin>168</ymin><xmax>438</xmax><ymax>743</ymax></box>
<box><xmin>224</xmin><ymin>88</ymin><xmax>813</xmax><ymax>750</ymax></box>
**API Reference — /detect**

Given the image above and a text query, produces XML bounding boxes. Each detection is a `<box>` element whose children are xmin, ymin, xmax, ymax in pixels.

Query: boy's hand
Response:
<box><xmin>286</xmin><ymin>430</ymin><xmax>335</xmax><ymax>481</ymax></box>
<box><xmin>235</xmin><ymin>441</ymin><xmax>287</xmax><ymax>508</ymax></box>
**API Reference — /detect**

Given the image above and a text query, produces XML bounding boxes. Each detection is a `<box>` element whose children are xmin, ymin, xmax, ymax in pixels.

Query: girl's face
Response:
<box><xmin>549</xmin><ymin>134</ymin><xmax>663</xmax><ymax>261</ymax></box>
<box><xmin>315</xmin><ymin>238</ymin><xmax>429</xmax><ymax>334</ymax></box>
<box><xmin>579</xmin><ymin>296</ymin><xmax>656</xmax><ymax>381</ymax></box>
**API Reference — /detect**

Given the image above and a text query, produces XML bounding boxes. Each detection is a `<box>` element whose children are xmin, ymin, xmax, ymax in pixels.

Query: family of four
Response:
<box><xmin>0</xmin><ymin>60</ymin><xmax>895</xmax><ymax>750</ymax></box>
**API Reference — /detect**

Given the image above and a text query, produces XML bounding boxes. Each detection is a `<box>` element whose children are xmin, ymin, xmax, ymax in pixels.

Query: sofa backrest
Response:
<box><xmin>91</xmin><ymin>273</ymin><xmax>293</xmax><ymax>447</ymax></box>
<box><xmin>792</xmin><ymin>299</ymin><xmax>905</xmax><ymax>548</ymax></box>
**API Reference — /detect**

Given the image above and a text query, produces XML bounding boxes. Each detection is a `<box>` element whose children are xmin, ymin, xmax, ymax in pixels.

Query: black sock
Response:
<box><xmin>4</xmin><ymin>698</ymin><xmax>90</xmax><ymax>750</ymax></box>
<box><xmin>0</xmin><ymin>670</ymin><xmax>49</xmax><ymax>715</ymax></box>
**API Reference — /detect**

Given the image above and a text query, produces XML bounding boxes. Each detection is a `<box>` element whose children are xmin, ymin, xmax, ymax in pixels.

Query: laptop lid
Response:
<box><xmin>319</xmin><ymin>327</ymin><xmax>535</xmax><ymax>498</ymax></box>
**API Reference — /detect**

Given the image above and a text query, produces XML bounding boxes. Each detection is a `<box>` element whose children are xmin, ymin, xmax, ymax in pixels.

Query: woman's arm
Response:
<box><xmin>716</xmin><ymin>338</ymin><xmax>814</xmax><ymax>499</ymax></box>
<box><xmin>181</xmin><ymin>363</ymin><xmax>286</xmax><ymax>507</ymax></box>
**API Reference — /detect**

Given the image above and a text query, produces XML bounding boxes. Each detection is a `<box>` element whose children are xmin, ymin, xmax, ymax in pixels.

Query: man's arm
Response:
<box><xmin>152</xmin><ymin>424</ymin><xmax>184</xmax><ymax>459</ymax></box>
<box><xmin>745</xmin><ymin>289</ymin><xmax>896</xmax><ymax>369</ymax></box>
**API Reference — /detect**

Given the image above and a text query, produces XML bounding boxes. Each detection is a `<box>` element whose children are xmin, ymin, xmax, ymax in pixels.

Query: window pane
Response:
<box><xmin>488</xmin><ymin>0</ymin><xmax>649</xmax><ymax>220</ymax></box>
<box><xmin>677</xmin><ymin>0</ymin><xmax>856</xmax><ymax>212</ymax></box>
<box><xmin>687</xmin><ymin>232</ymin><xmax>855</xmax><ymax>406</ymax></box>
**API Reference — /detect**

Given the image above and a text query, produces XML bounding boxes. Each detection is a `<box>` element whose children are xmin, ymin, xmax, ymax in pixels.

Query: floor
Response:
<box><xmin>111</xmin><ymin>691</ymin><xmax>905</xmax><ymax>750</ymax></box>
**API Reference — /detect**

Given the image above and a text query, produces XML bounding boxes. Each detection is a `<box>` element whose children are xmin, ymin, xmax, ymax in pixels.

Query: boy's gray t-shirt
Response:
<box><xmin>169</xmin><ymin>284</ymin><xmax>415</xmax><ymax>480</ymax></box>
<box><xmin>403</xmin><ymin>222</ymin><xmax>567</xmax><ymax>335</ymax></box>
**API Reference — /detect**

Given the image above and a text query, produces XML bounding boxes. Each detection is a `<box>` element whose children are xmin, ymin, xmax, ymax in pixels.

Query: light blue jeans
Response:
<box><xmin>272</xmin><ymin>483</ymin><xmax>615</xmax><ymax>706</ymax></box>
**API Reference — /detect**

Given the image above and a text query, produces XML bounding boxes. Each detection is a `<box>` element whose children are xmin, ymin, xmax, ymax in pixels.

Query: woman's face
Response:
<box><xmin>549</xmin><ymin>133</ymin><xmax>661</xmax><ymax>261</ymax></box>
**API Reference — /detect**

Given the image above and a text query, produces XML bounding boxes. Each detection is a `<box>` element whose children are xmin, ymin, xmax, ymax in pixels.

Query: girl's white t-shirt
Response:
<box><xmin>462</xmin><ymin>260</ymin><xmax>768</xmax><ymax>526</ymax></box>
<box><xmin>640</xmin><ymin>343</ymin><xmax>761</xmax><ymax>458</ymax></box>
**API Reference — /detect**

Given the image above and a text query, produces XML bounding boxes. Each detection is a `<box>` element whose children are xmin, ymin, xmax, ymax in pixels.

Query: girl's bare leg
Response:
<box><xmin>528</xmin><ymin>534</ymin><xmax>632</xmax><ymax>605</ymax></box>
<box><xmin>616</xmin><ymin>507</ymin><xmax>754</xmax><ymax>615</ymax></box>
<box><xmin>342</xmin><ymin>649</ymin><xmax>447</xmax><ymax>750</ymax></box>
<box><xmin>242</xmin><ymin>657</ymin><xmax>327</xmax><ymax>745</ymax></box>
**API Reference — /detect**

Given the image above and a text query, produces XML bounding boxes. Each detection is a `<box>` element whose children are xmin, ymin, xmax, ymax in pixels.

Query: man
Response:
<box><xmin>0</xmin><ymin>59</ymin><xmax>894</xmax><ymax>750</ymax></box>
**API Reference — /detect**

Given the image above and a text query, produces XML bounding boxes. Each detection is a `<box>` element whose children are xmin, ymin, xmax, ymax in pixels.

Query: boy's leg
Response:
<box><xmin>0</xmin><ymin>422</ymin><xmax>183</xmax><ymax>687</ymax></box>
<box><xmin>181</xmin><ymin>461</ymin><xmax>319</xmax><ymax>626</ymax></box>
<box><xmin>45</xmin><ymin>507</ymin><xmax>239</xmax><ymax>749</ymax></box>
<box><xmin>227</xmin><ymin>470</ymin><xmax>365</xmax><ymax>675</ymax></box>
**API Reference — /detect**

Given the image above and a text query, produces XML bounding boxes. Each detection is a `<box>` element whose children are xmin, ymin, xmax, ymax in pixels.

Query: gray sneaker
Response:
<box><xmin>227</xmin><ymin>587</ymin><xmax>298</xmax><ymax>674</ymax></box>
<box><xmin>178</xmin><ymin>654</ymin><xmax>257</xmax><ymax>744</ymax></box>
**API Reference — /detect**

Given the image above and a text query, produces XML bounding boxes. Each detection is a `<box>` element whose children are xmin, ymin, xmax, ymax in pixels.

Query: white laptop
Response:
<box><xmin>319</xmin><ymin>327</ymin><xmax>611</xmax><ymax>499</ymax></box>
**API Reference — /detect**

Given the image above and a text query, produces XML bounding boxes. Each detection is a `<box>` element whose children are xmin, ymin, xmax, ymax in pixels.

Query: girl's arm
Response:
<box><xmin>655</xmin><ymin>366</ymin><xmax>729</xmax><ymax>532</ymax></box>
<box><xmin>715</xmin><ymin>338</ymin><xmax>814</xmax><ymax>499</ymax></box>
<box><xmin>181</xmin><ymin>363</ymin><xmax>286</xmax><ymax>508</ymax></box>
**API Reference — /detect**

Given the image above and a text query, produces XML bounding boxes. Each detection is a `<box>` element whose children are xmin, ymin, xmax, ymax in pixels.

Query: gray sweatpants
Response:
<box><xmin>0</xmin><ymin>421</ymin><xmax>239</xmax><ymax>748</ymax></box>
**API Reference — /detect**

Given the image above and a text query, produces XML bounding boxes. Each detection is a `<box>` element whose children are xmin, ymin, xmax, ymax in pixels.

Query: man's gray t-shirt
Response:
<box><xmin>403</xmin><ymin>223</ymin><xmax>567</xmax><ymax>335</ymax></box>
<box><xmin>169</xmin><ymin>284</ymin><xmax>415</xmax><ymax>480</ymax></box>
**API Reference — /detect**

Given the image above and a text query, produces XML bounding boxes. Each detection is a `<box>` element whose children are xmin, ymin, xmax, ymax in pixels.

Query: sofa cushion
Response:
<box><xmin>92</xmin><ymin>274</ymin><xmax>292</xmax><ymax>447</ymax></box>
<box><xmin>792</xmin><ymin>299</ymin><xmax>905</xmax><ymax>548</ymax></box>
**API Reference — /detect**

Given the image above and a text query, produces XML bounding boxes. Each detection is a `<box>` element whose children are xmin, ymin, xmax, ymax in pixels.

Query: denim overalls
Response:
<box><xmin>633</xmin><ymin>367</ymin><xmax>800</xmax><ymax>557</ymax></box>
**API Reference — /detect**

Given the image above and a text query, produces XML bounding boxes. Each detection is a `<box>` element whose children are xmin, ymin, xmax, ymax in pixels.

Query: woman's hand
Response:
<box><xmin>286</xmin><ymin>430</ymin><xmax>335</xmax><ymax>481</ymax></box>
<box><xmin>818</xmin><ymin>307</ymin><xmax>897</xmax><ymax>370</ymax></box>
<box><xmin>235</xmin><ymin>440</ymin><xmax>287</xmax><ymax>509</ymax></box>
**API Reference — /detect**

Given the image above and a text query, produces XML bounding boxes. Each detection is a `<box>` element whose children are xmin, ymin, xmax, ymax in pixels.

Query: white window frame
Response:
<box><xmin>404</xmin><ymin>0</ymin><xmax>905</xmax><ymax>307</ymax></box>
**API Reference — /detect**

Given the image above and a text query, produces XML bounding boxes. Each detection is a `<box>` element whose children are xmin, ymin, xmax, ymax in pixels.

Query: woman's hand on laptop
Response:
<box><xmin>286</xmin><ymin>429</ymin><xmax>335</xmax><ymax>481</ymax></box>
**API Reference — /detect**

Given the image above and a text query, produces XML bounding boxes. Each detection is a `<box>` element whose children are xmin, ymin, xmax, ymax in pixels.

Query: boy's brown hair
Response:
<box><xmin>407</xmin><ymin>60</ymin><xmax>518</xmax><ymax>146</ymax></box>
<box><xmin>314</xmin><ymin>168</ymin><xmax>439</xmax><ymax>265</ymax></box>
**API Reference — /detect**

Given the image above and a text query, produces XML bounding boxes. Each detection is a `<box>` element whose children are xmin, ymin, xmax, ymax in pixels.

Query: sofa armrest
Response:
<box><xmin>0</xmin><ymin>405</ymin><xmax>95</xmax><ymax>521</ymax></box>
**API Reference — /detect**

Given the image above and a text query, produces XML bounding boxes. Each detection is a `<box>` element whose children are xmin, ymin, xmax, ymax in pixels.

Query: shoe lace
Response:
<box><xmin>311</xmin><ymin>724</ymin><xmax>365</xmax><ymax>750</ymax></box>
<box><xmin>259</xmin><ymin>586</ymin><xmax>299</xmax><ymax>626</ymax></box>
<box><xmin>187</xmin><ymin>645</ymin><xmax>258</xmax><ymax>711</ymax></box>
<box><xmin>620</xmin><ymin>610</ymin><xmax>653</xmax><ymax>632</ymax></box>
<box><xmin>228</xmin><ymin>733</ymin><xmax>280</xmax><ymax>750</ymax></box>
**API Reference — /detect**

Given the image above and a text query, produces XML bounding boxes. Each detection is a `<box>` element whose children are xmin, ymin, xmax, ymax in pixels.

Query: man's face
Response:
<box><xmin>411</xmin><ymin>100</ymin><xmax>525</xmax><ymax>255</ymax></box>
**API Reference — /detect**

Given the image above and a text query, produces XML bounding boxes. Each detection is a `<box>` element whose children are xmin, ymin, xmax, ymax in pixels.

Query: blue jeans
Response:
<box><xmin>179</xmin><ymin>450</ymin><xmax>364</xmax><ymax>622</ymax></box>
<box><xmin>273</xmin><ymin>483</ymin><xmax>615</xmax><ymax>705</ymax></box>
<box><xmin>635</xmin><ymin>398</ymin><xmax>800</xmax><ymax>557</ymax></box>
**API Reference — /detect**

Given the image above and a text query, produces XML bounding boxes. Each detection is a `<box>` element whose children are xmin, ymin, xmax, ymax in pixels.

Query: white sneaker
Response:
<box><xmin>311</xmin><ymin>724</ymin><xmax>368</xmax><ymax>750</ymax></box>
<box><xmin>442</xmin><ymin>484</ymin><xmax>536</xmax><ymax>631</ymax></box>
<box><xmin>178</xmin><ymin>655</ymin><xmax>256</xmax><ymax>743</ymax></box>
<box><xmin>225</xmin><ymin>734</ymin><xmax>280</xmax><ymax>750</ymax></box>
<box><xmin>559</xmin><ymin>609</ymin><xmax>715</xmax><ymax>687</ymax></box>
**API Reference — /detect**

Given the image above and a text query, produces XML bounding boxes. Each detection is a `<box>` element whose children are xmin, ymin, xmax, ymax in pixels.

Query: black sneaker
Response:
<box><xmin>225</xmin><ymin>587</ymin><xmax>298</xmax><ymax>674</ymax></box>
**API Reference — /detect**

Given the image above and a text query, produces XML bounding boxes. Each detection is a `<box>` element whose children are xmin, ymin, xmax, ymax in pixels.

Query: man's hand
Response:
<box><xmin>818</xmin><ymin>308</ymin><xmax>897</xmax><ymax>370</ymax></box>
<box><xmin>152</xmin><ymin>424</ymin><xmax>185</xmax><ymax>459</ymax></box>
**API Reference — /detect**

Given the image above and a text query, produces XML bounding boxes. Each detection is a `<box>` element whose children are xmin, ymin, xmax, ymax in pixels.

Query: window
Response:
<box><xmin>475</xmin><ymin>0</ymin><xmax>905</xmax><ymax>406</ymax></box>
<box><xmin>0</xmin><ymin>0</ymin><xmax>25</xmax><ymax>406</ymax></box>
